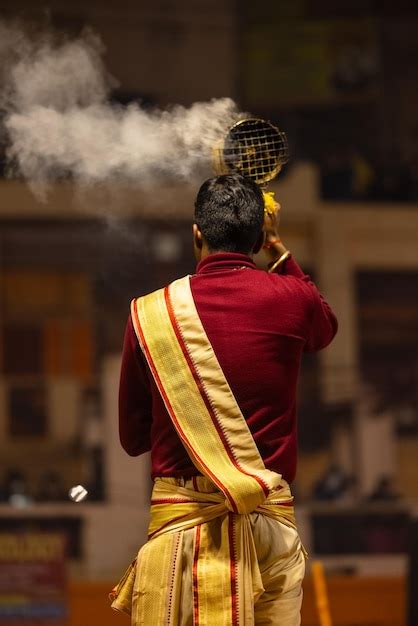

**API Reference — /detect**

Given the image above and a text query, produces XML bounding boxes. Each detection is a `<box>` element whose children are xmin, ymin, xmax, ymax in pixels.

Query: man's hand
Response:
<box><xmin>263</xmin><ymin>199</ymin><xmax>281</xmax><ymax>245</ymax></box>
<box><xmin>262</xmin><ymin>198</ymin><xmax>289</xmax><ymax>262</ymax></box>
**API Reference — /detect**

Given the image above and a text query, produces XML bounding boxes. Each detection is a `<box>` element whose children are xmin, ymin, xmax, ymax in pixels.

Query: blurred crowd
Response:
<box><xmin>0</xmin><ymin>469</ymin><xmax>67</xmax><ymax>506</ymax></box>
<box><xmin>312</xmin><ymin>464</ymin><xmax>400</xmax><ymax>504</ymax></box>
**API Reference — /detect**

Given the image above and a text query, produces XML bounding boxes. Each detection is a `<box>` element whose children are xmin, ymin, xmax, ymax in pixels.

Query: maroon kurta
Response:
<box><xmin>119</xmin><ymin>253</ymin><xmax>337</xmax><ymax>484</ymax></box>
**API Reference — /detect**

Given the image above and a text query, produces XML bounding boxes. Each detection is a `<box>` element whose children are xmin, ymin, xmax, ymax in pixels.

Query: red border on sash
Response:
<box><xmin>192</xmin><ymin>525</ymin><xmax>201</xmax><ymax>626</ymax></box>
<box><xmin>164</xmin><ymin>285</ymin><xmax>270</xmax><ymax>498</ymax></box>
<box><xmin>131</xmin><ymin>298</ymin><xmax>239</xmax><ymax>514</ymax></box>
<box><xmin>228</xmin><ymin>514</ymin><xmax>239</xmax><ymax>626</ymax></box>
<box><xmin>151</xmin><ymin>498</ymin><xmax>198</xmax><ymax>505</ymax></box>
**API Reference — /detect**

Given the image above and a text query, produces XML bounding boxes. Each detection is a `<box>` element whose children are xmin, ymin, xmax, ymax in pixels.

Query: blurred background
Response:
<box><xmin>0</xmin><ymin>1</ymin><xmax>417</xmax><ymax>625</ymax></box>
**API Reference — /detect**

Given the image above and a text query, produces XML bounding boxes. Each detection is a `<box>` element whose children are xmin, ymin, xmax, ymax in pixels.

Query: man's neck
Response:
<box><xmin>200</xmin><ymin>248</ymin><xmax>253</xmax><ymax>262</ymax></box>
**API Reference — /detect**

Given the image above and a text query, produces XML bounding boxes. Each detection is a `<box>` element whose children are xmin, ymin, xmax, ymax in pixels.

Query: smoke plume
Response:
<box><xmin>0</xmin><ymin>21</ymin><xmax>242</xmax><ymax>198</ymax></box>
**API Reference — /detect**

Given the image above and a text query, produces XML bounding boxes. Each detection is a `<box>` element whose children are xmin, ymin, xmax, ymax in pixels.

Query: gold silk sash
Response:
<box><xmin>130</xmin><ymin>276</ymin><xmax>282</xmax><ymax>514</ymax></box>
<box><xmin>111</xmin><ymin>477</ymin><xmax>298</xmax><ymax>625</ymax></box>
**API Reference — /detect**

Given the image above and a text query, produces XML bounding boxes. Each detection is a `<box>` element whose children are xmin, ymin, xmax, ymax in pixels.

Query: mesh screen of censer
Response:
<box><xmin>213</xmin><ymin>118</ymin><xmax>289</xmax><ymax>186</ymax></box>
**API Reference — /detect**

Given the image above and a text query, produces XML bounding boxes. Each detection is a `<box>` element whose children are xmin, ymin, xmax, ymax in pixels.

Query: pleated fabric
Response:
<box><xmin>111</xmin><ymin>477</ymin><xmax>305</xmax><ymax>625</ymax></box>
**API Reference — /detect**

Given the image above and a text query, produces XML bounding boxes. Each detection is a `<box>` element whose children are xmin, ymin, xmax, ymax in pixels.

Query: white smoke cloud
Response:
<box><xmin>0</xmin><ymin>21</ymin><xmax>243</xmax><ymax>198</ymax></box>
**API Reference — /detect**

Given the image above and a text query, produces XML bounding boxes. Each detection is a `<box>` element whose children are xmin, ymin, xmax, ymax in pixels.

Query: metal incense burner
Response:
<box><xmin>212</xmin><ymin>118</ymin><xmax>289</xmax><ymax>187</ymax></box>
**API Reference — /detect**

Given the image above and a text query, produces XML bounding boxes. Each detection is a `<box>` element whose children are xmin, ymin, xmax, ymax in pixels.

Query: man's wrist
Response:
<box><xmin>268</xmin><ymin>250</ymin><xmax>291</xmax><ymax>274</ymax></box>
<box><xmin>264</xmin><ymin>239</ymin><xmax>288</xmax><ymax>262</ymax></box>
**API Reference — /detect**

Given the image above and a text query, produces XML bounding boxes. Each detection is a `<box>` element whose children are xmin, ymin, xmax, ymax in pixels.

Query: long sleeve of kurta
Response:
<box><xmin>118</xmin><ymin>315</ymin><xmax>152</xmax><ymax>456</ymax></box>
<box><xmin>283</xmin><ymin>256</ymin><xmax>338</xmax><ymax>352</ymax></box>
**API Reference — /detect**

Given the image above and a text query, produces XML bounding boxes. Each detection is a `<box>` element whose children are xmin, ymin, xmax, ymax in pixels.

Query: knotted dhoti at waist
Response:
<box><xmin>111</xmin><ymin>476</ymin><xmax>306</xmax><ymax>626</ymax></box>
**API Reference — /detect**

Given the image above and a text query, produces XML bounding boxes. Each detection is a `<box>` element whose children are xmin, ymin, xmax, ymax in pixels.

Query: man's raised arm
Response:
<box><xmin>263</xmin><ymin>197</ymin><xmax>338</xmax><ymax>352</ymax></box>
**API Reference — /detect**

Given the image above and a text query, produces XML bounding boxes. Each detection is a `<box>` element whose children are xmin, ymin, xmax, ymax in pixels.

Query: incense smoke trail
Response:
<box><xmin>0</xmin><ymin>21</ymin><xmax>242</xmax><ymax>198</ymax></box>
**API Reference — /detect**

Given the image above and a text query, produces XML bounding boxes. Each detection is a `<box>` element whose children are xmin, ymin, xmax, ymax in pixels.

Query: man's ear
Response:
<box><xmin>252</xmin><ymin>230</ymin><xmax>265</xmax><ymax>255</ymax></box>
<box><xmin>193</xmin><ymin>223</ymin><xmax>203</xmax><ymax>249</ymax></box>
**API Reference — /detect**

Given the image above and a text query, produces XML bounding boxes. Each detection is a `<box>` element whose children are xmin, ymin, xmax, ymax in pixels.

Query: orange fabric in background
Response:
<box><xmin>44</xmin><ymin>319</ymin><xmax>93</xmax><ymax>381</ymax></box>
<box><xmin>68</xmin><ymin>576</ymin><xmax>406</xmax><ymax>626</ymax></box>
<box><xmin>71</xmin><ymin>321</ymin><xmax>93</xmax><ymax>381</ymax></box>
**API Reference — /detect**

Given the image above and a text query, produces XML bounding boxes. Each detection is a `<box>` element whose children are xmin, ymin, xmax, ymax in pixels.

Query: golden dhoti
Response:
<box><xmin>111</xmin><ymin>476</ymin><xmax>305</xmax><ymax>625</ymax></box>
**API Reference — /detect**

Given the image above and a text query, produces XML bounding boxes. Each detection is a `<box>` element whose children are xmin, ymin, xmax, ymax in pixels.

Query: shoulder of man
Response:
<box><xmin>132</xmin><ymin>274</ymin><xmax>190</xmax><ymax>303</ymax></box>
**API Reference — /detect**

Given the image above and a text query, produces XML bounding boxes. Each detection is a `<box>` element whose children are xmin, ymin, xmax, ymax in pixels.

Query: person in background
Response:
<box><xmin>3</xmin><ymin>469</ymin><xmax>32</xmax><ymax>508</ymax></box>
<box><xmin>112</xmin><ymin>174</ymin><xmax>338</xmax><ymax>625</ymax></box>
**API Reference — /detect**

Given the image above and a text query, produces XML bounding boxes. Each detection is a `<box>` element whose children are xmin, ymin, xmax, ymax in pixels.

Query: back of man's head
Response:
<box><xmin>194</xmin><ymin>174</ymin><xmax>264</xmax><ymax>254</ymax></box>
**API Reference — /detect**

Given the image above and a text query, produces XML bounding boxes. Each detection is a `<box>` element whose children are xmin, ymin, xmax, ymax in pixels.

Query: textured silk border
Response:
<box><xmin>110</xmin><ymin>478</ymin><xmax>298</xmax><ymax>625</ymax></box>
<box><xmin>131</xmin><ymin>276</ymin><xmax>282</xmax><ymax>514</ymax></box>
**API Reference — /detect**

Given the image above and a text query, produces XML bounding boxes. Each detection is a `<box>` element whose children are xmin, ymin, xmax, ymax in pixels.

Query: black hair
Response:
<box><xmin>194</xmin><ymin>174</ymin><xmax>264</xmax><ymax>254</ymax></box>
